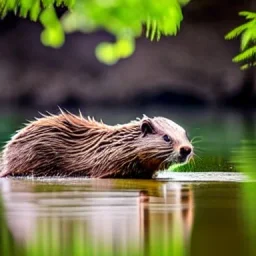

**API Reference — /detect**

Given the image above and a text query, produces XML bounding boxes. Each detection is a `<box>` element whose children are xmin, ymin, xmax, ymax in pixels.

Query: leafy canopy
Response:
<box><xmin>0</xmin><ymin>0</ymin><xmax>189</xmax><ymax>64</ymax></box>
<box><xmin>226</xmin><ymin>11</ymin><xmax>256</xmax><ymax>70</ymax></box>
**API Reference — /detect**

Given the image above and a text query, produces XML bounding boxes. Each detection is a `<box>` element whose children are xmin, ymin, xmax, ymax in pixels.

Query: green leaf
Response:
<box><xmin>62</xmin><ymin>12</ymin><xmax>96</xmax><ymax>33</ymax></box>
<box><xmin>233</xmin><ymin>46</ymin><xmax>256</xmax><ymax>63</ymax></box>
<box><xmin>150</xmin><ymin>19</ymin><xmax>157</xmax><ymax>41</ymax></box>
<box><xmin>42</xmin><ymin>0</ymin><xmax>55</xmax><ymax>8</ymax></box>
<box><xmin>225</xmin><ymin>22</ymin><xmax>253</xmax><ymax>40</ymax></box>
<box><xmin>30</xmin><ymin>0</ymin><xmax>41</xmax><ymax>21</ymax></box>
<box><xmin>241</xmin><ymin>29</ymin><xmax>256</xmax><ymax>50</ymax></box>
<box><xmin>41</xmin><ymin>26</ymin><xmax>64</xmax><ymax>47</ymax></box>
<box><xmin>6</xmin><ymin>0</ymin><xmax>16</xmax><ymax>10</ymax></box>
<box><xmin>40</xmin><ymin>7</ymin><xmax>65</xmax><ymax>47</ymax></box>
<box><xmin>241</xmin><ymin>62</ymin><xmax>256</xmax><ymax>70</ymax></box>
<box><xmin>95</xmin><ymin>42</ymin><xmax>118</xmax><ymax>65</ymax></box>
<box><xmin>21</xmin><ymin>0</ymin><xmax>34</xmax><ymax>10</ymax></box>
<box><xmin>40</xmin><ymin>7</ymin><xmax>58</xmax><ymax>26</ymax></box>
<box><xmin>226</xmin><ymin>11</ymin><xmax>256</xmax><ymax>69</ymax></box>
<box><xmin>146</xmin><ymin>17</ymin><xmax>150</xmax><ymax>38</ymax></box>
<box><xmin>156</xmin><ymin>28</ymin><xmax>161</xmax><ymax>41</ymax></box>
<box><xmin>115</xmin><ymin>38</ymin><xmax>134</xmax><ymax>58</ymax></box>
<box><xmin>239</xmin><ymin>11</ymin><xmax>256</xmax><ymax>19</ymax></box>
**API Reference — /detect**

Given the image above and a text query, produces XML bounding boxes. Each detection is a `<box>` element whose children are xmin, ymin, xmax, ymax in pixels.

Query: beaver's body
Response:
<box><xmin>0</xmin><ymin>111</ymin><xmax>193</xmax><ymax>178</ymax></box>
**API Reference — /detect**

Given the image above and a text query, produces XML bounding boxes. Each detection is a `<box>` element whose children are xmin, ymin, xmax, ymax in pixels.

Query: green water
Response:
<box><xmin>0</xmin><ymin>108</ymin><xmax>256</xmax><ymax>256</ymax></box>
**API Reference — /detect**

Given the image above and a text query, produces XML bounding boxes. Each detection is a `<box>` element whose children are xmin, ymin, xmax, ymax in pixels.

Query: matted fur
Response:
<box><xmin>0</xmin><ymin>110</ymin><xmax>192</xmax><ymax>178</ymax></box>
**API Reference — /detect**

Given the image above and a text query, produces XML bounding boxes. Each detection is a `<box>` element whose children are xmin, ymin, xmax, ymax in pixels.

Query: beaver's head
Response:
<box><xmin>136</xmin><ymin>116</ymin><xmax>193</xmax><ymax>171</ymax></box>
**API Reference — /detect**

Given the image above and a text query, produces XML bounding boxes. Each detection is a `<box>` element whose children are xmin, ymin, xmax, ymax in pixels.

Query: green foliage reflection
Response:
<box><xmin>232</xmin><ymin>140</ymin><xmax>256</xmax><ymax>256</ymax></box>
<box><xmin>0</xmin><ymin>192</ymin><xmax>187</xmax><ymax>256</ymax></box>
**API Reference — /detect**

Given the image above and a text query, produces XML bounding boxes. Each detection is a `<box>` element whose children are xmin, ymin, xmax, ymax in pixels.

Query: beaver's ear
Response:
<box><xmin>140</xmin><ymin>119</ymin><xmax>155</xmax><ymax>137</ymax></box>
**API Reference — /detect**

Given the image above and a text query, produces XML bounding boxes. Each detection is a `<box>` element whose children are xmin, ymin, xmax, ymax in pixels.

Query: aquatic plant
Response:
<box><xmin>0</xmin><ymin>0</ymin><xmax>189</xmax><ymax>64</ymax></box>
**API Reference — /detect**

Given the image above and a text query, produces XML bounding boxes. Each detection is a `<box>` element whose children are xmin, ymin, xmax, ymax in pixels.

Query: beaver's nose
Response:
<box><xmin>179</xmin><ymin>146</ymin><xmax>192</xmax><ymax>158</ymax></box>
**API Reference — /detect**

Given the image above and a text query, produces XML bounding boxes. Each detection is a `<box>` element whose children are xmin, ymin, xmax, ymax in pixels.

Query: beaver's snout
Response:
<box><xmin>178</xmin><ymin>145</ymin><xmax>193</xmax><ymax>163</ymax></box>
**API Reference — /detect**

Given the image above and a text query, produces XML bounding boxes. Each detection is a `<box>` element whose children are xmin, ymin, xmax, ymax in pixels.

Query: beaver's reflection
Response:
<box><xmin>139</xmin><ymin>184</ymin><xmax>194</xmax><ymax>254</ymax></box>
<box><xmin>0</xmin><ymin>179</ymin><xmax>194</xmax><ymax>255</ymax></box>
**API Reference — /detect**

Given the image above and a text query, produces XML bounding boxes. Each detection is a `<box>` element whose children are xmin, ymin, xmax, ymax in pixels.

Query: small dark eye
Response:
<box><xmin>163</xmin><ymin>135</ymin><xmax>171</xmax><ymax>142</ymax></box>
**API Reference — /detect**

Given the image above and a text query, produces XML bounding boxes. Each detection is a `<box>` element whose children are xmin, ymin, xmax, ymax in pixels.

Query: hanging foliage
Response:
<box><xmin>226</xmin><ymin>11</ymin><xmax>256</xmax><ymax>70</ymax></box>
<box><xmin>0</xmin><ymin>0</ymin><xmax>189</xmax><ymax>64</ymax></box>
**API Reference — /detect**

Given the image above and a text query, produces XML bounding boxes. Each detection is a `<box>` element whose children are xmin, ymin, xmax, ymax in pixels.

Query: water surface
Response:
<box><xmin>0</xmin><ymin>173</ymin><xmax>255</xmax><ymax>256</ymax></box>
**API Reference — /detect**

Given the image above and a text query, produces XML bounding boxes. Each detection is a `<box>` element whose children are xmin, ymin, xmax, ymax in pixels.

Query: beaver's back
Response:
<box><xmin>1</xmin><ymin>124</ymin><xmax>69</xmax><ymax>177</ymax></box>
<box><xmin>0</xmin><ymin>113</ymin><xmax>142</xmax><ymax>178</ymax></box>
<box><xmin>0</xmin><ymin>114</ymin><xmax>97</xmax><ymax>177</ymax></box>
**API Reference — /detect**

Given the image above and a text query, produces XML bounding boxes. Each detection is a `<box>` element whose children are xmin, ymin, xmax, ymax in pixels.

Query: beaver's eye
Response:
<box><xmin>163</xmin><ymin>135</ymin><xmax>171</xmax><ymax>142</ymax></box>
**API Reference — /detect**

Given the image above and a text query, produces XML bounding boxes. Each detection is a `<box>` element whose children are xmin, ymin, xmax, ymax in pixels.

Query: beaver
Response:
<box><xmin>0</xmin><ymin>111</ymin><xmax>193</xmax><ymax>179</ymax></box>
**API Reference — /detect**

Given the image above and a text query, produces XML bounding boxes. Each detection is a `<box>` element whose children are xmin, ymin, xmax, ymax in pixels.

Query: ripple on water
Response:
<box><xmin>156</xmin><ymin>171</ymin><xmax>248</xmax><ymax>182</ymax></box>
<box><xmin>0</xmin><ymin>172</ymin><xmax>248</xmax><ymax>184</ymax></box>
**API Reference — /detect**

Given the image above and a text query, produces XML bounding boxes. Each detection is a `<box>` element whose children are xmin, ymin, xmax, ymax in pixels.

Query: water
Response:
<box><xmin>0</xmin><ymin>176</ymin><xmax>254</xmax><ymax>256</ymax></box>
<box><xmin>1</xmin><ymin>107</ymin><xmax>256</xmax><ymax>256</ymax></box>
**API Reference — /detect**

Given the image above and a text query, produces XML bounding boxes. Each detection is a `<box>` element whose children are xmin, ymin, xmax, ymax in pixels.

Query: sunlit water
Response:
<box><xmin>1</xmin><ymin>108</ymin><xmax>256</xmax><ymax>256</ymax></box>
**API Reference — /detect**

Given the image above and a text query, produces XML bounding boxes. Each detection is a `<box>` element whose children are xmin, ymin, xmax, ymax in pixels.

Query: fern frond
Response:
<box><xmin>241</xmin><ymin>31</ymin><xmax>251</xmax><ymax>50</ymax></box>
<box><xmin>150</xmin><ymin>19</ymin><xmax>157</xmax><ymax>41</ymax></box>
<box><xmin>241</xmin><ymin>62</ymin><xmax>256</xmax><ymax>70</ymax></box>
<box><xmin>0</xmin><ymin>0</ymin><xmax>73</xmax><ymax>19</ymax></box>
<box><xmin>239</xmin><ymin>11</ymin><xmax>256</xmax><ymax>19</ymax></box>
<box><xmin>156</xmin><ymin>27</ymin><xmax>161</xmax><ymax>41</ymax></box>
<box><xmin>226</xmin><ymin>11</ymin><xmax>256</xmax><ymax>69</ymax></box>
<box><xmin>30</xmin><ymin>0</ymin><xmax>40</xmax><ymax>21</ymax></box>
<box><xmin>225</xmin><ymin>21</ymin><xmax>254</xmax><ymax>40</ymax></box>
<box><xmin>241</xmin><ymin>29</ymin><xmax>256</xmax><ymax>50</ymax></box>
<box><xmin>233</xmin><ymin>46</ymin><xmax>256</xmax><ymax>63</ymax></box>
<box><xmin>146</xmin><ymin>17</ymin><xmax>150</xmax><ymax>38</ymax></box>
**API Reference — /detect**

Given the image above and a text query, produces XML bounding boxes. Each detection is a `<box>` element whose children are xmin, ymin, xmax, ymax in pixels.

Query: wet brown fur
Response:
<box><xmin>0</xmin><ymin>111</ymin><xmax>191</xmax><ymax>179</ymax></box>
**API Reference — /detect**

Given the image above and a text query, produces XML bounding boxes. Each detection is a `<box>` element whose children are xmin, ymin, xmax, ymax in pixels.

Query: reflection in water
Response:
<box><xmin>0</xmin><ymin>179</ymin><xmax>193</xmax><ymax>256</ymax></box>
<box><xmin>232</xmin><ymin>140</ymin><xmax>256</xmax><ymax>256</ymax></box>
<box><xmin>0</xmin><ymin>176</ymin><xmax>252</xmax><ymax>256</ymax></box>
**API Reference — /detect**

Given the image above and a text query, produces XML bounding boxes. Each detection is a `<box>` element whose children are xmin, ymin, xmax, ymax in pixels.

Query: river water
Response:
<box><xmin>0</xmin><ymin>107</ymin><xmax>256</xmax><ymax>256</ymax></box>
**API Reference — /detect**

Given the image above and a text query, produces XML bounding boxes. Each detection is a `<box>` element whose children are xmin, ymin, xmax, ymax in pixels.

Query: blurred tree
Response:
<box><xmin>0</xmin><ymin>0</ymin><xmax>189</xmax><ymax>64</ymax></box>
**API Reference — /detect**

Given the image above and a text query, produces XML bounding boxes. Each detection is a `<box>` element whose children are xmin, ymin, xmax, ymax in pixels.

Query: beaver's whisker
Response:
<box><xmin>191</xmin><ymin>136</ymin><xmax>204</xmax><ymax>142</ymax></box>
<box><xmin>192</xmin><ymin>141</ymin><xmax>203</xmax><ymax>145</ymax></box>
<box><xmin>191</xmin><ymin>157</ymin><xmax>196</xmax><ymax>167</ymax></box>
<box><xmin>191</xmin><ymin>139</ymin><xmax>204</xmax><ymax>144</ymax></box>
<box><xmin>193</xmin><ymin>145</ymin><xmax>204</xmax><ymax>150</ymax></box>
<box><xmin>193</xmin><ymin>152</ymin><xmax>202</xmax><ymax>161</ymax></box>
<box><xmin>194</xmin><ymin>149</ymin><xmax>205</xmax><ymax>154</ymax></box>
